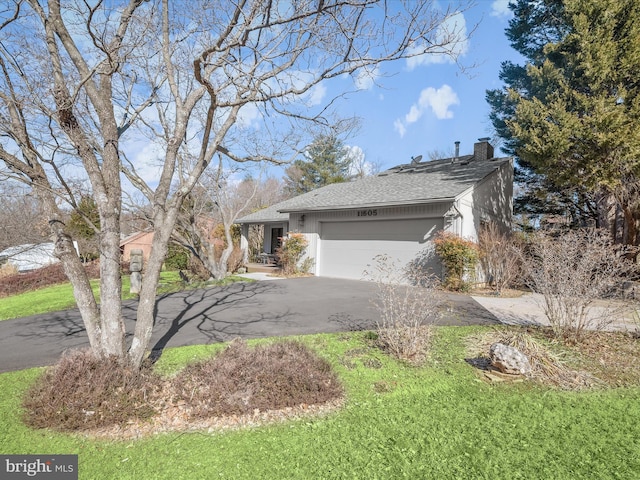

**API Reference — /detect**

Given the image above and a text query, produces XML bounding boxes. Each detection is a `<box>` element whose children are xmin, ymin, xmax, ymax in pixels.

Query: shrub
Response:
<box><xmin>433</xmin><ymin>231</ymin><xmax>479</xmax><ymax>291</ymax></box>
<box><xmin>276</xmin><ymin>233</ymin><xmax>311</xmax><ymax>275</ymax></box>
<box><xmin>478</xmin><ymin>222</ymin><xmax>522</xmax><ymax>294</ymax></box>
<box><xmin>523</xmin><ymin>229</ymin><xmax>635</xmax><ymax>343</ymax></box>
<box><xmin>170</xmin><ymin>340</ymin><xmax>343</xmax><ymax>418</ymax></box>
<box><xmin>0</xmin><ymin>261</ymin><xmax>100</xmax><ymax>298</ymax></box>
<box><xmin>227</xmin><ymin>246</ymin><xmax>245</xmax><ymax>273</ymax></box>
<box><xmin>365</xmin><ymin>252</ymin><xmax>443</xmax><ymax>365</ymax></box>
<box><xmin>165</xmin><ymin>243</ymin><xmax>190</xmax><ymax>270</ymax></box>
<box><xmin>0</xmin><ymin>263</ymin><xmax>18</xmax><ymax>279</ymax></box>
<box><xmin>22</xmin><ymin>350</ymin><xmax>162</xmax><ymax>431</ymax></box>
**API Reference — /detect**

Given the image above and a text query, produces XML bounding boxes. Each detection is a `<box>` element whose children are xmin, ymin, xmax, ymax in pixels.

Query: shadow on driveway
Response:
<box><xmin>0</xmin><ymin>278</ymin><xmax>500</xmax><ymax>372</ymax></box>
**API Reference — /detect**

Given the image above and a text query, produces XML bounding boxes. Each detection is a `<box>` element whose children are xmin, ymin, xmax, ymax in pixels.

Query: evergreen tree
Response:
<box><xmin>67</xmin><ymin>196</ymin><xmax>101</xmax><ymax>261</ymax></box>
<box><xmin>67</xmin><ymin>196</ymin><xmax>100</xmax><ymax>240</ymax></box>
<box><xmin>486</xmin><ymin>0</ymin><xmax>640</xmax><ymax>240</ymax></box>
<box><xmin>284</xmin><ymin>135</ymin><xmax>352</xmax><ymax>195</ymax></box>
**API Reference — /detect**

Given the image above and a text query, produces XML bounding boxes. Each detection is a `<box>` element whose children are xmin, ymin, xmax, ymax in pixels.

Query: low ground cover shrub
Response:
<box><xmin>22</xmin><ymin>350</ymin><xmax>162</xmax><ymax>431</ymax></box>
<box><xmin>171</xmin><ymin>340</ymin><xmax>343</xmax><ymax>418</ymax></box>
<box><xmin>0</xmin><ymin>261</ymin><xmax>101</xmax><ymax>298</ymax></box>
<box><xmin>22</xmin><ymin>340</ymin><xmax>343</xmax><ymax>432</ymax></box>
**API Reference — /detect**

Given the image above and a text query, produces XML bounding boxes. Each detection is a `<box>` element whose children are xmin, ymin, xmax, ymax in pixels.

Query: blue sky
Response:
<box><xmin>273</xmin><ymin>0</ymin><xmax>523</xmax><ymax>177</ymax></box>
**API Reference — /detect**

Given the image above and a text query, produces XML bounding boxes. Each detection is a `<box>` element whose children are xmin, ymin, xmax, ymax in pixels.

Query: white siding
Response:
<box><xmin>456</xmin><ymin>160</ymin><xmax>514</xmax><ymax>241</ymax></box>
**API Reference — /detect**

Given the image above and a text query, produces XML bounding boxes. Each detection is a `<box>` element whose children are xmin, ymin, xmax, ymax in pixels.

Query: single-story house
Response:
<box><xmin>237</xmin><ymin>138</ymin><xmax>513</xmax><ymax>280</ymax></box>
<box><xmin>0</xmin><ymin>242</ymin><xmax>79</xmax><ymax>272</ymax></box>
<box><xmin>120</xmin><ymin>231</ymin><xmax>154</xmax><ymax>263</ymax></box>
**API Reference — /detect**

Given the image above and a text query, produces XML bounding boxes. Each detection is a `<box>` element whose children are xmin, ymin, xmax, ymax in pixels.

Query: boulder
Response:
<box><xmin>489</xmin><ymin>342</ymin><xmax>531</xmax><ymax>376</ymax></box>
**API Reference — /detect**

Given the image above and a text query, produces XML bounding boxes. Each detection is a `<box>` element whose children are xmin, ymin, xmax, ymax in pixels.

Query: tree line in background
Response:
<box><xmin>488</xmin><ymin>0</ymin><xmax>640</xmax><ymax>247</ymax></box>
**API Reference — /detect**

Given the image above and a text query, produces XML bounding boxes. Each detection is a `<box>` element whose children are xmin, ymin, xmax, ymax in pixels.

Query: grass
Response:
<box><xmin>1</xmin><ymin>328</ymin><xmax>639</xmax><ymax>479</ymax></box>
<box><xmin>0</xmin><ymin>272</ymin><xmax>251</xmax><ymax>321</ymax></box>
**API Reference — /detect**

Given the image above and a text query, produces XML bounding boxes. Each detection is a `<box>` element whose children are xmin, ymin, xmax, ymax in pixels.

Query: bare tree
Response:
<box><xmin>523</xmin><ymin>229</ymin><xmax>635</xmax><ymax>343</ymax></box>
<box><xmin>0</xmin><ymin>183</ymin><xmax>48</xmax><ymax>251</ymax></box>
<box><xmin>171</xmin><ymin>163</ymin><xmax>282</xmax><ymax>279</ymax></box>
<box><xmin>347</xmin><ymin>145</ymin><xmax>381</xmax><ymax>179</ymax></box>
<box><xmin>0</xmin><ymin>0</ymin><xmax>471</xmax><ymax>368</ymax></box>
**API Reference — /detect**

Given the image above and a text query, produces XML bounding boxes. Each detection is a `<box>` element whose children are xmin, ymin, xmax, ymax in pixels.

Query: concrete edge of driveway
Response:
<box><xmin>471</xmin><ymin>291</ymin><xmax>639</xmax><ymax>333</ymax></box>
<box><xmin>236</xmin><ymin>272</ymin><xmax>285</xmax><ymax>281</ymax></box>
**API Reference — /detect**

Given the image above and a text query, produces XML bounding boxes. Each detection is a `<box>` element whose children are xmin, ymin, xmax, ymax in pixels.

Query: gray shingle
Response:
<box><xmin>237</xmin><ymin>156</ymin><xmax>510</xmax><ymax>223</ymax></box>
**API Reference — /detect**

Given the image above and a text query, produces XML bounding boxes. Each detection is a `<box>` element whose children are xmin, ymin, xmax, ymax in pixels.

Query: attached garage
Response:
<box><xmin>238</xmin><ymin>138</ymin><xmax>513</xmax><ymax>282</ymax></box>
<box><xmin>318</xmin><ymin>218</ymin><xmax>442</xmax><ymax>279</ymax></box>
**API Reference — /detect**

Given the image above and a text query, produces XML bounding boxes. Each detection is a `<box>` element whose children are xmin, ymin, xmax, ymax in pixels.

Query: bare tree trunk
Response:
<box><xmin>128</xmin><ymin>201</ymin><xmax>179</xmax><ymax>366</ymax></box>
<box><xmin>42</xmin><ymin>195</ymin><xmax>103</xmax><ymax>355</ymax></box>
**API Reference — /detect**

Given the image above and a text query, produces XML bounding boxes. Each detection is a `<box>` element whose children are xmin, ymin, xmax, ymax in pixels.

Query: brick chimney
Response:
<box><xmin>473</xmin><ymin>137</ymin><xmax>494</xmax><ymax>161</ymax></box>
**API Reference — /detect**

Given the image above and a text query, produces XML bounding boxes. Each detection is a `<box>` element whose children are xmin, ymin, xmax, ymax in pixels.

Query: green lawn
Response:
<box><xmin>0</xmin><ymin>272</ymin><xmax>250</xmax><ymax>321</ymax></box>
<box><xmin>1</xmin><ymin>327</ymin><xmax>639</xmax><ymax>479</ymax></box>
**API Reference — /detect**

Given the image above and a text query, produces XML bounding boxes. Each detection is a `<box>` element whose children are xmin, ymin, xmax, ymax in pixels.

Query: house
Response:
<box><xmin>120</xmin><ymin>231</ymin><xmax>154</xmax><ymax>263</ymax></box>
<box><xmin>0</xmin><ymin>242</ymin><xmax>73</xmax><ymax>272</ymax></box>
<box><xmin>237</xmin><ymin>138</ymin><xmax>513</xmax><ymax>280</ymax></box>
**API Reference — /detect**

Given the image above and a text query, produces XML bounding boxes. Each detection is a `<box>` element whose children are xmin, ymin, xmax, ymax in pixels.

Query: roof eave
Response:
<box><xmin>279</xmin><ymin>197</ymin><xmax>457</xmax><ymax>214</ymax></box>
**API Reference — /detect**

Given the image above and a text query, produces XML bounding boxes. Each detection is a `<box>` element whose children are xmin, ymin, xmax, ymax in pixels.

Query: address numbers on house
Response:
<box><xmin>357</xmin><ymin>209</ymin><xmax>378</xmax><ymax>217</ymax></box>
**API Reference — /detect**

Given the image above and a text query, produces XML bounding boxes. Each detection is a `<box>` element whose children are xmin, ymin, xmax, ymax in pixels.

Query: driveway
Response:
<box><xmin>0</xmin><ymin>277</ymin><xmax>500</xmax><ymax>373</ymax></box>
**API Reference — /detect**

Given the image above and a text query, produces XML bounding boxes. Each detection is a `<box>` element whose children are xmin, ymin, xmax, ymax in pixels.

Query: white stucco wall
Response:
<box><xmin>454</xmin><ymin>159</ymin><xmax>514</xmax><ymax>242</ymax></box>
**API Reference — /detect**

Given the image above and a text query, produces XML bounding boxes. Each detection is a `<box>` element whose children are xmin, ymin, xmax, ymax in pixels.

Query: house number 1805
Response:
<box><xmin>357</xmin><ymin>209</ymin><xmax>378</xmax><ymax>217</ymax></box>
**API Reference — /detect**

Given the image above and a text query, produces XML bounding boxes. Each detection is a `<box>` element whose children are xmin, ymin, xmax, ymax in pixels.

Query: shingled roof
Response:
<box><xmin>237</xmin><ymin>154</ymin><xmax>510</xmax><ymax>223</ymax></box>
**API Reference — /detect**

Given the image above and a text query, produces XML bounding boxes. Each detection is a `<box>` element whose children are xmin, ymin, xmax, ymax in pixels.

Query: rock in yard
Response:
<box><xmin>489</xmin><ymin>342</ymin><xmax>532</xmax><ymax>376</ymax></box>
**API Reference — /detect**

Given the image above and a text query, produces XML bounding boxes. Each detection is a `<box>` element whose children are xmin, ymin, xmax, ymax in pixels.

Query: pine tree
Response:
<box><xmin>487</xmin><ymin>0</ymin><xmax>640</xmax><ymax>242</ymax></box>
<box><xmin>284</xmin><ymin>135</ymin><xmax>352</xmax><ymax>195</ymax></box>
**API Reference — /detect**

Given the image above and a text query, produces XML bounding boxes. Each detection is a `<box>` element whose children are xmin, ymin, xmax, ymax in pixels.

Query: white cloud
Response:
<box><xmin>406</xmin><ymin>12</ymin><xmax>469</xmax><ymax>70</ymax></box>
<box><xmin>394</xmin><ymin>84</ymin><xmax>459</xmax><ymax>137</ymax></box>
<box><xmin>394</xmin><ymin>119</ymin><xmax>407</xmax><ymax>138</ymax></box>
<box><xmin>345</xmin><ymin>145</ymin><xmax>375</xmax><ymax>177</ymax></box>
<box><xmin>126</xmin><ymin>139</ymin><xmax>164</xmax><ymax>187</ymax></box>
<box><xmin>490</xmin><ymin>0</ymin><xmax>514</xmax><ymax>19</ymax></box>
<box><xmin>236</xmin><ymin>103</ymin><xmax>261</xmax><ymax>128</ymax></box>
<box><xmin>306</xmin><ymin>82</ymin><xmax>327</xmax><ymax>107</ymax></box>
<box><xmin>354</xmin><ymin>66</ymin><xmax>380</xmax><ymax>91</ymax></box>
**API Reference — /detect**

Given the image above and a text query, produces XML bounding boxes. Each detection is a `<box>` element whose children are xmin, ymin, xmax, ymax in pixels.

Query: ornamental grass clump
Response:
<box><xmin>478</xmin><ymin>222</ymin><xmax>523</xmax><ymax>294</ymax></box>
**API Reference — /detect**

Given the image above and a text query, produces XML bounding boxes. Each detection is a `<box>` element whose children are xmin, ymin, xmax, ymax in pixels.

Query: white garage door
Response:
<box><xmin>319</xmin><ymin>218</ymin><xmax>442</xmax><ymax>280</ymax></box>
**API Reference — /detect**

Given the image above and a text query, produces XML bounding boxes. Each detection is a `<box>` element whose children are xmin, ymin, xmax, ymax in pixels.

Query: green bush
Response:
<box><xmin>276</xmin><ymin>232</ymin><xmax>312</xmax><ymax>275</ymax></box>
<box><xmin>165</xmin><ymin>242</ymin><xmax>190</xmax><ymax>270</ymax></box>
<box><xmin>434</xmin><ymin>231</ymin><xmax>479</xmax><ymax>291</ymax></box>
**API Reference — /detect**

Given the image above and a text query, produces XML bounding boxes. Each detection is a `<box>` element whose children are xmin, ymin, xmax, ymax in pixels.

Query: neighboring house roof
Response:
<box><xmin>119</xmin><ymin>230</ymin><xmax>154</xmax><ymax>247</ymax></box>
<box><xmin>0</xmin><ymin>243</ymin><xmax>58</xmax><ymax>272</ymax></box>
<box><xmin>237</xmin><ymin>155</ymin><xmax>510</xmax><ymax>223</ymax></box>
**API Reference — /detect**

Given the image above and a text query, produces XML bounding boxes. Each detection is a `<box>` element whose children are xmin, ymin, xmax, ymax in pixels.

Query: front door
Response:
<box><xmin>270</xmin><ymin>228</ymin><xmax>283</xmax><ymax>254</ymax></box>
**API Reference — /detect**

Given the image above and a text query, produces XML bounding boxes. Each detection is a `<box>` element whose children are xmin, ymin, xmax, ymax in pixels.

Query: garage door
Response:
<box><xmin>319</xmin><ymin>218</ymin><xmax>442</xmax><ymax>280</ymax></box>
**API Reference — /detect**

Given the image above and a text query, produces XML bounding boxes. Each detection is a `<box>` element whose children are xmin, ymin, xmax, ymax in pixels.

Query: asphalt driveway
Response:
<box><xmin>0</xmin><ymin>277</ymin><xmax>500</xmax><ymax>372</ymax></box>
